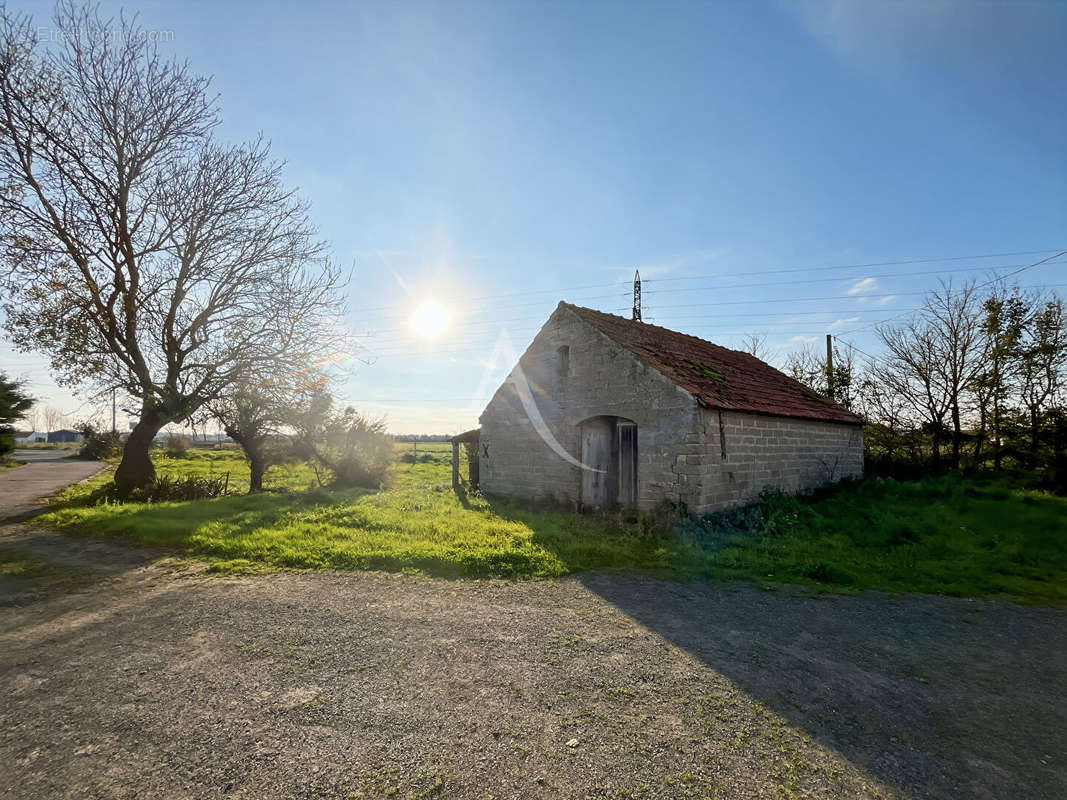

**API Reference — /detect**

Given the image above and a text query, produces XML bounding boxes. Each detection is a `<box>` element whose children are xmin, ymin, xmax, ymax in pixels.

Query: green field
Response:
<box><xmin>35</xmin><ymin>445</ymin><xmax>1067</xmax><ymax>602</ymax></box>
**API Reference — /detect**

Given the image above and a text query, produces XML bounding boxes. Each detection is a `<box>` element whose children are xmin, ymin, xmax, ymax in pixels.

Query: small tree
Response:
<box><xmin>208</xmin><ymin>372</ymin><xmax>321</xmax><ymax>493</ymax></box>
<box><xmin>0</xmin><ymin>372</ymin><xmax>34</xmax><ymax>456</ymax></box>
<box><xmin>971</xmin><ymin>287</ymin><xmax>1028</xmax><ymax>468</ymax></box>
<box><xmin>1018</xmin><ymin>297</ymin><xmax>1067</xmax><ymax>468</ymax></box>
<box><xmin>740</xmin><ymin>332</ymin><xmax>770</xmax><ymax>360</ymax></box>
<box><xmin>784</xmin><ymin>343</ymin><xmax>857</xmax><ymax>410</ymax></box>
<box><xmin>291</xmin><ymin>391</ymin><xmax>392</xmax><ymax>488</ymax></box>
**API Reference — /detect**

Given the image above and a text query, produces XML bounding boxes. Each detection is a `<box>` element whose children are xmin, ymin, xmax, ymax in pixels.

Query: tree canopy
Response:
<box><xmin>0</xmin><ymin>3</ymin><xmax>345</xmax><ymax>492</ymax></box>
<box><xmin>0</xmin><ymin>372</ymin><xmax>34</xmax><ymax>457</ymax></box>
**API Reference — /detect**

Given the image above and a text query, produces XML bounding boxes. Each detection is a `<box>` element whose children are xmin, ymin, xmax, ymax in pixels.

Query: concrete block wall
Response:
<box><xmin>677</xmin><ymin>410</ymin><xmax>864</xmax><ymax>514</ymax></box>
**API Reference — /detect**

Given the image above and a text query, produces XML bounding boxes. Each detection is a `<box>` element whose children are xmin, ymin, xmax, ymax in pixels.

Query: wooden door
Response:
<box><xmin>617</xmin><ymin>422</ymin><xmax>638</xmax><ymax>508</ymax></box>
<box><xmin>580</xmin><ymin>418</ymin><xmax>613</xmax><ymax>510</ymax></box>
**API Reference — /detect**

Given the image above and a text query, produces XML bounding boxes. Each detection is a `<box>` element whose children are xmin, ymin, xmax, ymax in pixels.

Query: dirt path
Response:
<box><xmin>0</xmin><ymin>450</ymin><xmax>104</xmax><ymax>519</ymax></box>
<box><xmin>1</xmin><ymin>456</ymin><xmax>1063</xmax><ymax>798</ymax></box>
<box><xmin>1</xmin><ymin>548</ymin><xmax>1064</xmax><ymax>799</ymax></box>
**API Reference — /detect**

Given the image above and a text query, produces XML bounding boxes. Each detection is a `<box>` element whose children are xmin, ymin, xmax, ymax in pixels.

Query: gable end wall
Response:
<box><xmin>479</xmin><ymin>306</ymin><xmax>703</xmax><ymax>509</ymax></box>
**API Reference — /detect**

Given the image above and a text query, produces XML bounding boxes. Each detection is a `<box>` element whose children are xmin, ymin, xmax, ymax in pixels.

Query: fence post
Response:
<box><xmin>451</xmin><ymin>441</ymin><xmax>460</xmax><ymax>489</ymax></box>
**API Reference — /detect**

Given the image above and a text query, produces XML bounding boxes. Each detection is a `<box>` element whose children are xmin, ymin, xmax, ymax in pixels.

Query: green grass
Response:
<box><xmin>33</xmin><ymin>447</ymin><xmax>1067</xmax><ymax>602</ymax></box>
<box><xmin>40</xmin><ymin>449</ymin><xmax>671</xmax><ymax>578</ymax></box>
<box><xmin>678</xmin><ymin>476</ymin><xmax>1067</xmax><ymax>602</ymax></box>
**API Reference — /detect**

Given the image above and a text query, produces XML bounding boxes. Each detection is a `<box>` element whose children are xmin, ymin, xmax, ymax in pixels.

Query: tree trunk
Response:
<box><xmin>249</xmin><ymin>453</ymin><xmax>266</xmax><ymax>493</ymax></box>
<box><xmin>114</xmin><ymin>411</ymin><xmax>165</xmax><ymax>496</ymax></box>
<box><xmin>993</xmin><ymin>395</ymin><xmax>1002</xmax><ymax>471</ymax></box>
<box><xmin>1030</xmin><ymin>406</ymin><xmax>1041</xmax><ymax>469</ymax></box>
<box><xmin>973</xmin><ymin>410</ymin><xmax>986</xmax><ymax>467</ymax></box>
<box><xmin>951</xmin><ymin>403</ymin><xmax>962</xmax><ymax>469</ymax></box>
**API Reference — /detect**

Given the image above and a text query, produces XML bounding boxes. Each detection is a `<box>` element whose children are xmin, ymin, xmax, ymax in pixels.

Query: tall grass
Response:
<box><xmin>36</xmin><ymin>449</ymin><xmax>1067</xmax><ymax>602</ymax></box>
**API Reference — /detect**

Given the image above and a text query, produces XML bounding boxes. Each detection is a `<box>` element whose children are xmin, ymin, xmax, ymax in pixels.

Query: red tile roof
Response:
<box><xmin>562</xmin><ymin>303</ymin><xmax>863</xmax><ymax>426</ymax></box>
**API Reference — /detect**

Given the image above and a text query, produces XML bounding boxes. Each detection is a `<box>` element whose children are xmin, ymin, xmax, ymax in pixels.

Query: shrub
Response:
<box><xmin>162</xmin><ymin>433</ymin><xmax>192</xmax><ymax>457</ymax></box>
<box><xmin>89</xmin><ymin>474</ymin><xmax>228</xmax><ymax>504</ymax></box>
<box><xmin>291</xmin><ymin>394</ymin><xmax>393</xmax><ymax>488</ymax></box>
<box><xmin>75</xmin><ymin>423</ymin><xmax>123</xmax><ymax>460</ymax></box>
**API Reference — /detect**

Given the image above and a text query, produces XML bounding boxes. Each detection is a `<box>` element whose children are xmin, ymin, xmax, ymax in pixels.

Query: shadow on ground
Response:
<box><xmin>578</xmin><ymin>571</ymin><xmax>1067</xmax><ymax>799</ymax></box>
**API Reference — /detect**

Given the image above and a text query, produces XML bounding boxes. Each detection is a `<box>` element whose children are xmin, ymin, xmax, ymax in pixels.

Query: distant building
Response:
<box><xmin>14</xmin><ymin>431</ymin><xmax>47</xmax><ymax>443</ymax></box>
<box><xmin>475</xmin><ymin>302</ymin><xmax>863</xmax><ymax>513</ymax></box>
<box><xmin>47</xmin><ymin>429</ymin><xmax>82</xmax><ymax>443</ymax></box>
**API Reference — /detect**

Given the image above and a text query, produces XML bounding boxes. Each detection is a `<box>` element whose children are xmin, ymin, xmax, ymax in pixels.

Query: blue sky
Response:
<box><xmin>3</xmin><ymin>0</ymin><xmax>1065</xmax><ymax>433</ymax></box>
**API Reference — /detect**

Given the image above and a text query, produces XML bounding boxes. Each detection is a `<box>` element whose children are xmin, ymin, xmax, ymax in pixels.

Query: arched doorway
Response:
<box><xmin>578</xmin><ymin>416</ymin><xmax>638</xmax><ymax>510</ymax></box>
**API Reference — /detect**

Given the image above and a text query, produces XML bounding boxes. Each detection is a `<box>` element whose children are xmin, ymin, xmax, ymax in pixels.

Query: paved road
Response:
<box><xmin>0</xmin><ymin>450</ymin><xmax>104</xmax><ymax>519</ymax></box>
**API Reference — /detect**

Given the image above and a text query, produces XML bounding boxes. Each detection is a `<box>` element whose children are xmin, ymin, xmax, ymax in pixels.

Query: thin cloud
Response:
<box><xmin>612</xmin><ymin>247</ymin><xmax>731</xmax><ymax>280</ymax></box>
<box><xmin>829</xmin><ymin>317</ymin><xmax>861</xmax><ymax>330</ymax></box>
<box><xmin>876</xmin><ymin>294</ymin><xmax>897</xmax><ymax>305</ymax></box>
<box><xmin>788</xmin><ymin>335</ymin><xmax>817</xmax><ymax>344</ymax></box>
<box><xmin>847</xmin><ymin>277</ymin><xmax>879</xmax><ymax>295</ymax></box>
<box><xmin>791</xmin><ymin>0</ymin><xmax>1058</xmax><ymax>78</ymax></box>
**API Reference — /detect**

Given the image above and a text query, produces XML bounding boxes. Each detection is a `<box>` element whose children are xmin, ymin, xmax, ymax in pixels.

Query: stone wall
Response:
<box><xmin>478</xmin><ymin>303</ymin><xmax>864</xmax><ymax>512</ymax></box>
<box><xmin>479</xmin><ymin>304</ymin><xmax>700</xmax><ymax>508</ymax></box>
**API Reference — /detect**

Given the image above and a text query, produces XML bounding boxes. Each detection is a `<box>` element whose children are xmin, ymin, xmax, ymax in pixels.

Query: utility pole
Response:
<box><xmin>825</xmin><ymin>334</ymin><xmax>835</xmax><ymax>402</ymax></box>
<box><xmin>632</xmin><ymin>270</ymin><xmax>642</xmax><ymax>322</ymax></box>
<box><xmin>111</xmin><ymin>388</ymin><xmax>117</xmax><ymax>433</ymax></box>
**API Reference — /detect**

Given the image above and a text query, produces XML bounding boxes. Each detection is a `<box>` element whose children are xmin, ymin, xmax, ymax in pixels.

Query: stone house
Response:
<box><xmin>476</xmin><ymin>302</ymin><xmax>863</xmax><ymax>514</ymax></box>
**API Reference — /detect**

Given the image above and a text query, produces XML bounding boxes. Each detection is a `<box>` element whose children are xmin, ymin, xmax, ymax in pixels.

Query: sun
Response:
<box><xmin>409</xmin><ymin>299</ymin><xmax>452</xmax><ymax>339</ymax></box>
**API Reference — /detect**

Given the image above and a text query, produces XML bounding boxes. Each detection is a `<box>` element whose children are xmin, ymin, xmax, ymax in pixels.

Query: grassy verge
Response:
<box><xmin>34</xmin><ymin>447</ymin><xmax>1067</xmax><ymax>602</ymax></box>
<box><xmin>679</xmin><ymin>475</ymin><xmax>1067</xmax><ymax>602</ymax></box>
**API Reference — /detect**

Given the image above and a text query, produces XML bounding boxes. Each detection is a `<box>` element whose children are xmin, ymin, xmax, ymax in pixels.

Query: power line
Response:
<box><xmin>624</xmin><ymin>281</ymin><xmax>1067</xmax><ymax>314</ymax></box>
<box><xmin>832</xmin><ymin>337</ymin><xmax>881</xmax><ymax>363</ymax></box>
<box><xmin>353</xmin><ymin>247</ymin><xmax>1066</xmax><ymax>320</ymax></box>
<box><xmin>835</xmin><ymin>251</ymin><xmax>1067</xmax><ymax>336</ymax></box>
<box><xmin>642</xmin><ymin>248</ymin><xmax>1067</xmax><ymax>283</ymax></box>
<box><xmin>640</xmin><ymin>259</ymin><xmax>1066</xmax><ymax>297</ymax></box>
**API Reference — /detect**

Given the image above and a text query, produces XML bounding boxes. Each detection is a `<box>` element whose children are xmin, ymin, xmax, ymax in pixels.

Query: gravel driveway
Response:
<box><xmin>0</xmin><ymin>461</ymin><xmax>1064</xmax><ymax>799</ymax></box>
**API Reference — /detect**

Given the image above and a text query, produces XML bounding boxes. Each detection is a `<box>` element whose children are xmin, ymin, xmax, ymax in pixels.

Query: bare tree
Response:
<box><xmin>785</xmin><ymin>346</ymin><xmax>824</xmax><ymax>393</ymax></box>
<box><xmin>0</xmin><ymin>4</ymin><xmax>345</xmax><ymax>494</ymax></box>
<box><xmin>784</xmin><ymin>342</ymin><xmax>857</xmax><ymax>410</ymax></box>
<box><xmin>1018</xmin><ymin>296</ymin><xmax>1067</xmax><ymax>467</ymax></box>
<box><xmin>856</xmin><ymin>365</ymin><xmax>916</xmax><ymax>462</ymax></box>
<box><xmin>42</xmin><ymin>406</ymin><xmax>64</xmax><ymax>434</ymax></box>
<box><xmin>876</xmin><ymin>318</ymin><xmax>952</xmax><ymax>468</ymax></box>
<box><xmin>739</xmin><ymin>332</ymin><xmax>770</xmax><ymax>360</ymax></box>
<box><xmin>924</xmin><ymin>281</ymin><xmax>984</xmax><ymax>468</ymax></box>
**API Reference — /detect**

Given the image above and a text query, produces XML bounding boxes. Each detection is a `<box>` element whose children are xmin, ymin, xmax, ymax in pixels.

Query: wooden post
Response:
<box><xmin>825</xmin><ymin>334</ymin><xmax>835</xmax><ymax>402</ymax></box>
<box><xmin>451</xmin><ymin>441</ymin><xmax>460</xmax><ymax>489</ymax></box>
